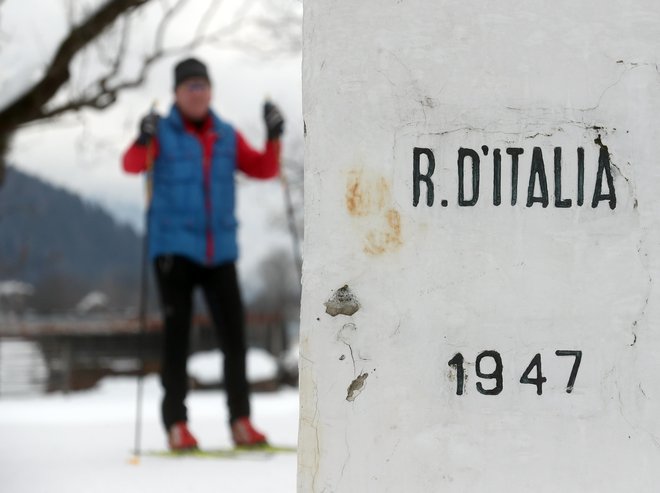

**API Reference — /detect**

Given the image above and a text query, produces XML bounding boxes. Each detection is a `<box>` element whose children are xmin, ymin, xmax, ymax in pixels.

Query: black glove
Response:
<box><xmin>264</xmin><ymin>101</ymin><xmax>284</xmax><ymax>140</ymax></box>
<box><xmin>137</xmin><ymin>112</ymin><xmax>160</xmax><ymax>146</ymax></box>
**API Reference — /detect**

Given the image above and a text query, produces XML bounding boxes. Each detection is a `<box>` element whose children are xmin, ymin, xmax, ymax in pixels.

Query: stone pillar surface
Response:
<box><xmin>299</xmin><ymin>2</ymin><xmax>660</xmax><ymax>491</ymax></box>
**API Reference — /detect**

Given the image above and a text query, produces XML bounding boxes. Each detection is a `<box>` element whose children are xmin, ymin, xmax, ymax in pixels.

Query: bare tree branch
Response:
<box><xmin>41</xmin><ymin>0</ymin><xmax>267</xmax><ymax>120</ymax></box>
<box><xmin>194</xmin><ymin>0</ymin><xmax>223</xmax><ymax>41</ymax></box>
<box><xmin>39</xmin><ymin>0</ymin><xmax>211</xmax><ymax>120</ymax></box>
<box><xmin>0</xmin><ymin>0</ymin><xmax>302</xmax><ymax>185</ymax></box>
<box><xmin>153</xmin><ymin>0</ymin><xmax>190</xmax><ymax>54</ymax></box>
<box><xmin>0</xmin><ymin>0</ymin><xmax>149</xmax><ymax>131</ymax></box>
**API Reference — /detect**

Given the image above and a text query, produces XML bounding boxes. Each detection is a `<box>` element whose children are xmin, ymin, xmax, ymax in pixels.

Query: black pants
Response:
<box><xmin>154</xmin><ymin>255</ymin><xmax>250</xmax><ymax>430</ymax></box>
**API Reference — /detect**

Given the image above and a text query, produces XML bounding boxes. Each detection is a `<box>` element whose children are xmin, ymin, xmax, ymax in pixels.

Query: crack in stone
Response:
<box><xmin>614</xmin><ymin>376</ymin><xmax>660</xmax><ymax>452</ymax></box>
<box><xmin>344</xmin><ymin>343</ymin><xmax>356</xmax><ymax>374</ymax></box>
<box><xmin>524</xmin><ymin>131</ymin><xmax>557</xmax><ymax>139</ymax></box>
<box><xmin>631</xmin><ymin>268</ymin><xmax>653</xmax><ymax>346</ymax></box>
<box><xmin>338</xmin><ymin>422</ymin><xmax>351</xmax><ymax>490</ymax></box>
<box><xmin>300</xmin><ymin>336</ymin><xmax>322</xmax><ymax>492</ymax></box>
<box><xmin>312</xmin><ymin>374</ymin><xmax>321</xmax><ymax>492</ymax></box>
<box><xmin>338</xmin><ymin>323</ymin><xmax>358</xmax><ymax>374</ymax></box>
<box><xmin>578</xmin><ymin>66</ymin><xmax>630</xmax><ymax>112</ymax></box>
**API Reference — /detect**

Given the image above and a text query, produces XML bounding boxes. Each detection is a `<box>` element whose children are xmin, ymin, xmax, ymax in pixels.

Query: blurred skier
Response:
<box><xmin>122</xmin><ymin>57</ymin><xmax>284</xmax><ymax>451</ymax></box>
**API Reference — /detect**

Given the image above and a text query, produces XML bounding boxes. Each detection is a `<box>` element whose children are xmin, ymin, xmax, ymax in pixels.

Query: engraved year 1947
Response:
<box><xmin>448</xmin><ymin>350</ymin><xmax>583</xmax><ymax>396</ymax></box>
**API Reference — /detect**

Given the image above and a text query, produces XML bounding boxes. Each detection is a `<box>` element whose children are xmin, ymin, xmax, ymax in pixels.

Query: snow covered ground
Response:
<box><xmin>188</xmin><ymin>348</ymin><xmax>279</xmax><ymax>386</ymax></box>
<box><xmin>0</xmin><ymin>376</ymin><xmax>299</xmax><ymax>493</ymax></box>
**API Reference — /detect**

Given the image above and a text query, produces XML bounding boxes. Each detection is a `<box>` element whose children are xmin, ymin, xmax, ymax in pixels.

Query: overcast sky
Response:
<box><xmin>0</xmin><ymin>0</ymin><xmax>302</xmax><ymax>217</ymax></box>
<box><xmin>1</xmin><ymin>0</ymin><xmax>303</xmax><ymax>281</ymax></box>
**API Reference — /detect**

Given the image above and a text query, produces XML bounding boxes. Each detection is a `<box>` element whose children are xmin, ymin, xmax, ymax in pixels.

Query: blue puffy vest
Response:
<box><xmin>148</xmin><ymin>105</ymin><xmax>238</xmax><ymax>265</ymax></box>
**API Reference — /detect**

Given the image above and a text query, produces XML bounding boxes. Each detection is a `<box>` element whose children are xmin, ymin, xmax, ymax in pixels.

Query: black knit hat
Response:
<box><xmin>174</xmin><ymin>58</ymin><xmax>210</xmax><ymax>89</ymax></box>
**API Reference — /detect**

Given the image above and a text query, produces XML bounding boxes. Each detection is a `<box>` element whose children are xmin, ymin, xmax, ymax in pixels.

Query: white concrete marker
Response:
<box><xmin>299</xmin><ymin>2</ymin><xmax>660</xmax><ymax>491</ymax></box>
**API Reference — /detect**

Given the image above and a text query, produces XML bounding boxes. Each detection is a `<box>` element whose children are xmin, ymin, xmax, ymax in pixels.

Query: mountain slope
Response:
<box><xmin>0</xmin><ymin>166</ymin><xmax>141</xmax><ymax>312</ymax></box>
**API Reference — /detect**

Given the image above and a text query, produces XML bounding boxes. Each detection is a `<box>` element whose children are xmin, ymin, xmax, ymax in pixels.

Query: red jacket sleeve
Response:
<box><xmin>122</xmin><ymin>139</ymin><xmax>160</xmax><ymax>174</ymax></box>
<box><xmin>236</xmin><ymin>132</ymin><xmax>280</xmax><ymax>179</ymax></box>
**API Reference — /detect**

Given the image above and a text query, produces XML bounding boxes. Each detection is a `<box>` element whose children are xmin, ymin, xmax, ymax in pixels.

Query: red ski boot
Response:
<box><xmin>231</xmin><ymin>417</ymin><xmax>268</xmax><ymax>447</ymax></box>
<box><xmin>167</xmin><ymin>421</ymin><xmax>199</xmax><ymax>451</ymax></box>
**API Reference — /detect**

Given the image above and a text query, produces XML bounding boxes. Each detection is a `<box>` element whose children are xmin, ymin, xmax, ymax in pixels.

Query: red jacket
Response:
<box><xmin>122</xmin><ymin>116</ymin><xmax>280</xmax><ymax>179</ymax></box>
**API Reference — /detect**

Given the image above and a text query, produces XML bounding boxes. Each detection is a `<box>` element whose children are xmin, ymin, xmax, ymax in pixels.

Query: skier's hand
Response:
<box><xmin>137</xmin><ymin>112</ymin><xmax>160</xmax><ymax>146</ymax></box>
<box><xmin>264</xmin><ymin>101</ymin><xmax>284</xmax><ymax>141</ymax></box>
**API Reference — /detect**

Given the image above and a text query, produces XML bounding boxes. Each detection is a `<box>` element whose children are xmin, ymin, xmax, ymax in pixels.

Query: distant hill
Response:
<box><xmin>0</xmin><ymin>167</ymin><xmax>142</xmax><ymax>313</ymax></box>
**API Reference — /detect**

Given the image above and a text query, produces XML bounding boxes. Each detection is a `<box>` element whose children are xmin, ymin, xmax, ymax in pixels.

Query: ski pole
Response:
<box><xmin>130</xmin><ymin>104</ymin><xmax>157</xmax><ymax>465</ymax></box>
<box><xmin>265</xmin><ymin>96</ymin><xmax>302</xmax><ymax>281</ymax></box>
<box><xmin>279</xmin><ymin>162</ymin><xmax>302</xmax><ymax>282</ymax></box>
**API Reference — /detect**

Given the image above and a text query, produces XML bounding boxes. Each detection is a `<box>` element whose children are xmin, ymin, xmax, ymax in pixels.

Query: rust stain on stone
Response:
<box><xmin>346</xmin><ymin>174</ymin><xmax>365</xmax><ymax>216</ymax></box>
<box><xmin>346</xmin><ymin>170</ymin><xmax>389</xmax><ymax>217</ymax></box>
<box><xmin>345</xmin><ymin>169</ymin><xmax>403</xmax><ymax>256</ymax></box>
<box><xmin>364</xmin><ymin>209</ymin><xmax>403</xmax><ymax>256</ymax></box>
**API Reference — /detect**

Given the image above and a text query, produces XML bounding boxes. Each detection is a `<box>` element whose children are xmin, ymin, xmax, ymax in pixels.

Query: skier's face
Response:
<box><xmin>175</xmin><ymin>77</ymin><xmax>212</xmax><ymax>121</ymax></box>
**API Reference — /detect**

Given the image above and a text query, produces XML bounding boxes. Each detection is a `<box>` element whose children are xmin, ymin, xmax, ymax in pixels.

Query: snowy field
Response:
<box><xmin>0</xmin><ymin>376</ymin><xmax>299</xmax><ymax>493</ymax></box>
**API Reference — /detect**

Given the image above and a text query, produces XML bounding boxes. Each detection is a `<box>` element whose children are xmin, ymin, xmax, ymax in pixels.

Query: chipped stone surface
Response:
<box><xmin>346</xmin><ymin>373</ymin><xmax>369</xmax><ymax>402</ymax></box>
<box><xmin>324</xmin><ymin>285</ymin><xmax>360</xmax><ymax>317</ymax></box>
<box><xmin>299</xmin><ymin>1</ymin><xmax>660</xmax><ymax>492</ymax></box>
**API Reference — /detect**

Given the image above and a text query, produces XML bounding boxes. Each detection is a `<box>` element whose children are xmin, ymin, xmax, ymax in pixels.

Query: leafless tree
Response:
<box><xmin>0</xmin><ymin>0</ymin><xmax>301</xmax><ymax>185</ymax></box>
